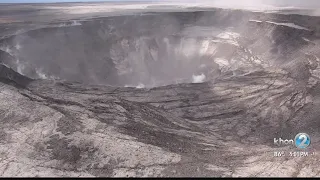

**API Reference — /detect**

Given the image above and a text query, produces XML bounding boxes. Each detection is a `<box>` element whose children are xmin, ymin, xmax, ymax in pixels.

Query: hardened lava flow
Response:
<box><xmin>0</xmin><ymin>7</ymin><xmax>320</xmax><ymax>177</ymax></box>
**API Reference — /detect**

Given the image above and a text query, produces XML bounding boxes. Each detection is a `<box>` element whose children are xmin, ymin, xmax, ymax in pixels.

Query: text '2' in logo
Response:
<box><xmin>295</xmin><ymin>133</ymin><xmax>311</xmax><ymax>149</ymax></box>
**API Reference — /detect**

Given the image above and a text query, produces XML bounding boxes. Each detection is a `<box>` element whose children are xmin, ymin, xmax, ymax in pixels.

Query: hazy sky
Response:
<box><xmin>0</xmin><ymin>0</ymin><xmax>154</xmax><ymax>3</ymax></box>
<box><xmin>0</xmin><ymin>0</ymin><xmax>319</xmax><ymax>9</ymax></box>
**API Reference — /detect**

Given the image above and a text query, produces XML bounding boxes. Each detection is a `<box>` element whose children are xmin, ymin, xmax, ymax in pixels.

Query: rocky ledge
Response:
<box><xmin>0</xmin><ymin>64</ymin><xmax>319</xmax><ymax>177</ymax></box>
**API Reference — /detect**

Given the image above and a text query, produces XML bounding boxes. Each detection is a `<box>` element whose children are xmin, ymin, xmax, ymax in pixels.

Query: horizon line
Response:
<box><xmin>0</xmin><ymin>0</ymin><xmax>165</xmax><ymax>4</ymax></box>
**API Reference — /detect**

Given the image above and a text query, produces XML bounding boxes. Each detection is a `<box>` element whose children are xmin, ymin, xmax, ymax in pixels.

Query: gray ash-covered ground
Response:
<box><xmin>0</xmin><ymin>3</ymin><xmax>320</xmax><ymax>177</ymax></box>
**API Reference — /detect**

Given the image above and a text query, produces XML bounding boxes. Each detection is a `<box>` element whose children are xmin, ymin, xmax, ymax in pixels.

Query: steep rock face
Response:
<box><xmin>0</xmin><ymin>63</ymin><xmax>32</xmax><ymax>87</ymax></box>
<box><xmin>0</xmin><ymin>62</ymin><xmax>319</xmax><ymax>177</ymax></box>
